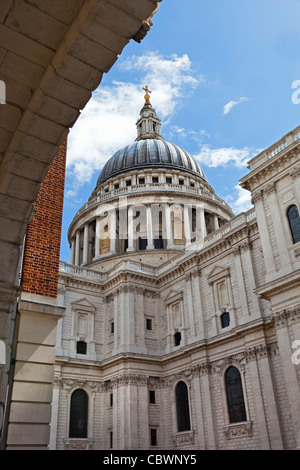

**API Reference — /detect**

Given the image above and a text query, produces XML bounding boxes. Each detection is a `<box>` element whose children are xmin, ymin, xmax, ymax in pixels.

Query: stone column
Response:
<box><xmin>75</xmin><ymin>231</ymin><xmax>80</xmax><ymax>266</ymax></box>
<box><xmin>127</xmin><ymin>206</ymin><xmax>134</xmax><ymax>252</ymax></box>
<box><xmin>272</xmin><ymin>309</ymin><xmax>300</xmax><ymax>449</ymax></box>
<box><xmin>146</xmin><ymin>205</ymin><xmax>154</xmax><ymax>250</ymax></box>
<box><xmin>214</xmin><ymin>214</ymin><xmax>219</xmax><ymax>231</ymax></box>
<box><xmin>184</xmin><ymin>205</ymin><xmax>191</xmax><ymax>246</ymax></box>
<box><xmin>240</xmin><ymin>240</ymin><xmax>262</xmax><ymax>318</ymax></box>
<box><xmin>200</xmin><ymin>364</ymin><xmax>216</xmax><ymax>449</ymax></box>
<box><xmin>165</xmin><ymin>204</ymin><xmax>174</xmax><ymax>249</ymax></box>
<box><xmin>110</xmin><ymin>208</ymin><xmax>117</xmax><ymax>254</ymax></box>
<box><xmin>232</xmin><ymin>245</ymin><xmax>249</xmax><ymax>318</ymax></box>
<box><xmin>94</xmin><ymin>217</ymin><xmax>100</xmax><ymax>258</ymax></box>
<box><xmin>82</xmin><ymin>223</ymin><xmax>89</xmax><ymax>265</ymax></box>
<box><xmin>136</xmin><ymin>288</ymin><xmax>146</xmax><ymax>353</ymax></box>
<box><xmin>70</xmin><ymin>238</ymin><xmax>75</xmax><ymax>265</ymax></box>
<box><xmin>192</xmin><ymin>269</ymin><xmax>205</xmax><ymax>339</ymax></box>
<box><xmin>185</xmin><ymin>272</ymin><xmax>196</xmax><ymax>339</ymax></box>
<box><xmin>139</xmin><ymin>381</ymin><xmax>149</xmax><ymax>448</ymax></box>
<box><xmin>264</xmin><ymin>182</ymin><xmax>291</xmax><ymax>274</ymax></box>
<box><xmin>251</xmin><ymin>190</ymin><xmax>276</xmax><ymax>279</ymax></box>
<box><xmin>113</xmin><ymin>291</ymin><xmax>119</xmax><ymax>354</ymax></box>
<box><xmin>119</xmin><ymin>286</ymin><xmax>135</xmax><ymax>352</ymax></box>
<box><xmin>192</xmin><ymin>372</ymin><xmax>206</xmax><ymax>449</ymax></box>
<box><xmin>200</xmin><ymin>207</ymin><xmax>207</xmax><ymax>239</ymax></box>
<box><xmin>49</xmin><ymin>381</ymin><xmax>60</xmax><ymax>450</ymax></box>
<box><xmin>116</xmin><ymin>376</ymin><xmax>139</xmax><ymax>449</ymax></box>
<box><xmin>246</xmin><ymin>348</ymin><xmax>271</xmax><ymax>449</ymax></box>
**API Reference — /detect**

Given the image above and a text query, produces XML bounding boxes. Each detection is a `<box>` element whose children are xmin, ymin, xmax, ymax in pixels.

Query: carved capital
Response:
<box><xmin>231</xmin><ymin>245</ymin><xmax>240</xmax><ymax>256</ymax></box>
<box><xmin>240</xmin><ymin>239</ymin><xmax>252</xmax><ymax>252</ymax></box>
<box><xmin>251</xmin><ymin>189</ymin><xmax>263</xmax><ymax>205</ymax></box>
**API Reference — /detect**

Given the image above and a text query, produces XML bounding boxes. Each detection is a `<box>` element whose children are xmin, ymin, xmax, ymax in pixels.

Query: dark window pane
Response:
<box><xmin>69</xmin><ymin>389</ymin><xmax>88</xmax><ymax>438</ymax></box>
<box><xmin>139</xmin><ymin>237</ymin><xmax>148</xmax><ymax>251</ymax></box>
<box><xmin>110</xmin><ymin>431</ymin><xmax>113</xmax><ymax>449</ymax></box>
<box><xmin>175</xmin><ymin>381</ymin><xmax>191</xmax><ymax>432</ymax></box>
<box><xmin>77</xmin><ymin>341</ymin><xmax>87</xmax><ymax>355</ymax></box>
<box><xmin>221</xmin><ymin>312</ymin><xmax>230</xmax><ymax>328</ymax></box>
<box><xmin>149</xmin><ymin>390</ymin><xmax>156</xmax><ymax>404</ymax></box>
<box><xmin>111</xmin><ymin>322</ymin><xmax>114</xmax><ymax>334</ymax></box>
<box><xmin>154</xmin><ymin>236</ymin><xmax>164</xmax><ymax>249</ymax></box>
<box><xmin>150</xmin><ymin>429</ymin><xmax>157</xmax><ymax>446</ymax></box>
<box><xmin>146</xmin><ymin>318</ymin><xmax>152</xmax><ymax>330</ymax></box>
<box><xmin>174</xmin><ymin>331</ymin><xmax>181</xmax><ymax>346</ymax></box>
<box><xmin>288</xmin><ymin>205</ymin><xmax>300</xmax><ymax>244</ymax></box>
<box><xmin>225</xmin><ymin>366</ymin><xmax>247</xmax><ymax>423</ymax></box>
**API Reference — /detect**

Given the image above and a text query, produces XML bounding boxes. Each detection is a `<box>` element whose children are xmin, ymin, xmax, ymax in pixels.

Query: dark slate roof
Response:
<box><xmin>96</xmin><ymin>139</ymin><xmax>207</xmax><ymax>187</ymax></box>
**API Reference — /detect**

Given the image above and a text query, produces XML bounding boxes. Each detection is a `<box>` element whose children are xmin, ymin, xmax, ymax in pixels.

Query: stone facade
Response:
<box><xmin>50</xmin><ymin>109</ymin><xmax>300</xmax><ymax>450</ymax></box>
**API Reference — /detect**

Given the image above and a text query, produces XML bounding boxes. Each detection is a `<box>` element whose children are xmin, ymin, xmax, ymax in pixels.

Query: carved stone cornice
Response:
<box><xmin>264</xmin><ymin>182</ymin><xmax>277</xmax><ymax>195</ymax></box>
<box><xmin>272</xmin><ymin>305</ymin><xmax>300</xmax><ymax>329</ymax></box>
<box><xmin>289</xmin><ymin>165</ymin><xmax>300</xmax><ymax>179</ymax></box>
<box><xmin>111</xmin><ymin>373</ymin><xmax>149</xmax><ymax>387</ymax></box>
<box><xmin>245</xmin><ymin>344</ymin><xmax>279</xmax><ymax>361</ymax></box>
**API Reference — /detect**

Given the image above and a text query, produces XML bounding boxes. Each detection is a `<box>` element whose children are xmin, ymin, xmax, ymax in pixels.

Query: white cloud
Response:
<box><xmin>66</xmin><ymin>52</ymin><xmax>202</xmax><ymax>194</ymax></box>
<box><xmin>223</xmin><ymin>97</ymin><xmax>250</xmax><ymax>115</ymax></box>
<box><xmin>224</xmin><ymin>185</ymin><xmax>253</xmax><ymax>214</ymax></box>
<box><xmin>194</xmin><ymin>145</ymin><xmax>254</xmax><ymax>169</ymax></box>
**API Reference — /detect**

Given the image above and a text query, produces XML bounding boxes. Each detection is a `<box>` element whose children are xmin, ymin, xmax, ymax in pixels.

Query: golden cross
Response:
<box><xmin>143</xmin><ymin>86</ymin><xmax>152</xmax><ymax>105</ymax></box>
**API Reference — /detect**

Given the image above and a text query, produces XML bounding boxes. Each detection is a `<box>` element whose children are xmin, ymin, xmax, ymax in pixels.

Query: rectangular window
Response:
<box><xmin>166</xmin><ymin>177</ymin><xmax>172</xmax><ymax>184</ymax></box>
<box><xmin>150</xmin><ymin>429</ymin><xmax>157</xmax><ymax>446</ymax></box>
<box><xmin>179</xmin><ymin>179</ymin><xmax>184</xmax><ymax>185</ymax></box>
<box><xmin>146</xmin><ymin>318</ymin><xmax>152</xmax><ymax>330</ymax></box>
<box><xmin>139</xmin><ymin>177</ymin><xmax>145</xmax><ymax>184</ymax></box>
<box><xmin>149</xmin><ymin>390</ymin><xmax>156</xmax><ymax>404</ymax></box>
<box><xmin>110</xmin><ymin>393</ymin><xmax>113</xmax><ymax>407</ymax></box>
<box><xmin>152</xmin><ymin>177</ymin><xmax>159</xmax><ymax>183</ymax></box>
<box><xmin>126</xmin><ymin>179</ymin><xmax>132</xmax><ymax>186</ymax></box>
<box><xmin>110</xmin><ymin>431</ymin><xmax>113</xmax><ymax>449</ymax></box>
<box><xmin>111</xmin><ymin>322</ymin><xmax>114</xmax><ymax>334</ymax></box>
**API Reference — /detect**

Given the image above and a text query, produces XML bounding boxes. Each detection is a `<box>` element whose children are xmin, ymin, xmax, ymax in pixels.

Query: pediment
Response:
<box><xmin>164</xmin><ymin>288</ymin><xmax>184</xmax><ymax>305</ymax></box>
<box><xmin>207</xmin><ymin>264</ymin><xmax>231</xmax><ymax>283</ymax></box>
<box><xmin>71</xmin><ymin>298</ymin><xmax>96</xmax><ymax>310</ymax></box>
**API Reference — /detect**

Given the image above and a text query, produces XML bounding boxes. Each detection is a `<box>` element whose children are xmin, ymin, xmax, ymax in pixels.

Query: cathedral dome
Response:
<box><xmin>96</xmin><ymin>139</ymin><xmax>207</xmax><ymax>186</ymax></box>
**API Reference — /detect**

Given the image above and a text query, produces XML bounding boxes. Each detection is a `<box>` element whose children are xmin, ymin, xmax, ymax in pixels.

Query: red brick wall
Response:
<box><xmin>21</xmin><ymin>140</ymin><xmax>67</xmax><ymax>298</ymax></box>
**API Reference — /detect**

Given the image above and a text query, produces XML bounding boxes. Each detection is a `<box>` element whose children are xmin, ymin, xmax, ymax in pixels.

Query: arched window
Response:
<box><xmin>287</xmin><ymin>205</ymin><xmax>300</xmax><ymax>244</ymax></box>
<box><xmin>175</xmin><ymin>381</ymin><xmax>191</xmax><ymax>432</ymax></box>
<box><xmin>225</xmin><ymin>366</ymin><xmax>247</xmax><ymax>423</ymax></box>
<box><xmin>69</xmin><ymin>389</ymin><xmax>88</xmax><ymax>438</ymax></box>
<box><xmin>221</xmin><ymin>312</ymin><xmax>230</xmax><ymax>329</ymax></box>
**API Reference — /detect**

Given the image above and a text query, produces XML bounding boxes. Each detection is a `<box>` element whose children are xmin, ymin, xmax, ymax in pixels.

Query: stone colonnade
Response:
<box><xmin>69</xmin><ymin>202</ymin><xmax>222</xmax><ymax>265</ymax></box>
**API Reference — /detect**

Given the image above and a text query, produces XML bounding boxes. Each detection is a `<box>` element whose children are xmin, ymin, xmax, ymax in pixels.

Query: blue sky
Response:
<box><xmin>60</xmin><ymin>0</ymin><xmax>300</xmax><ymax>262</ymax></box>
